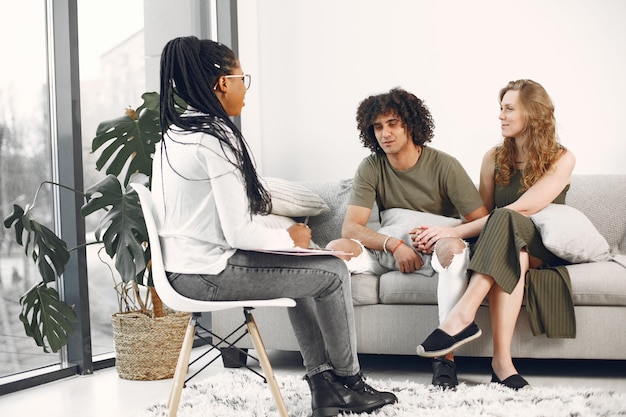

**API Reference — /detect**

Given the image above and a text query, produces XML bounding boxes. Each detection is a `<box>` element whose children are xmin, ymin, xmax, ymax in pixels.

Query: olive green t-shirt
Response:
<box><xmin>495</xmin><ymin>169</ymin><xmax>569</xmax><ymax>208</ymax></box>
<box><xmin>349</xmin><ymin>146</ymin><xmax>484</xmax><ymax>218</ymax></box>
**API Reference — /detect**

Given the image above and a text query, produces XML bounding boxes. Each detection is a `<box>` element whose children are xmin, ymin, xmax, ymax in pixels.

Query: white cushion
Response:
<box><xmin>378</xmin><ymin>208</ymin><xmax>462</xmax><ymax>238</ymax></box>
<box><xmin>263</xmin><ymin>177</ymin><xmax>330</xmax><ymax>217</ymax></box>
<box><xmin>377</xmin><ymin>208</ymin><xmax>462</xmax><ymax>271</ymax></box>
<box><xmin>530</xmin><ymin>204</ymin><xmax>611</xmax><ymax>263</ymax></box>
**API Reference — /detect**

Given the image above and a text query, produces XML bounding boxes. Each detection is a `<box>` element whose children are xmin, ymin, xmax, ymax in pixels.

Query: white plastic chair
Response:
<box><xmin>131</xmin><ymin>183</ymin><xmax>295</xmax><ymax>417</ymax></box>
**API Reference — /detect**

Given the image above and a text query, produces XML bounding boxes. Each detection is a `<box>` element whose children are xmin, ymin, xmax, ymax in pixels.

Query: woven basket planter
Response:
<box><xmin>111</xmin><ymin>310</ymin><xmax>191</xmax><ymax>380</ymax></box>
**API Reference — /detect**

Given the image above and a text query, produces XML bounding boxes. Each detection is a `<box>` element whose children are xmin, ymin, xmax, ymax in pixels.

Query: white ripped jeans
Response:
<box><xmin>431</xmin><ymin>241</ymin><xmax>470</xmax><ymax>324</ymax></box>
<box><xmin>345</xmin><ymin>239</ymin><xmax>470</xmax><ymax>324</ymax></box>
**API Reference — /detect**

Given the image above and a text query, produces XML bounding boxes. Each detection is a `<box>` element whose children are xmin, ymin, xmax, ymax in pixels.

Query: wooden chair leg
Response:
<box><xmin>245</xmin><ymin>311</ymin><xmax>289</xmax><ymax>417</ymax></box>
<box><xmin>168</xmin><ymin>315</ymin><xmax>197</xmax><ymax>417</ymax></box>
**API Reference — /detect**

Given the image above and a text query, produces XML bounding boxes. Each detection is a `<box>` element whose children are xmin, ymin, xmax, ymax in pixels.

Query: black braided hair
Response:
<box><xmin>159</xmin><ymin>36</ymin><xmax>271</xmax><ymax>215</ymax></box>
<box><xmin>356</xmin><ymin>88</ymin><xmax>435</xmax><ymax>155</ymax></box>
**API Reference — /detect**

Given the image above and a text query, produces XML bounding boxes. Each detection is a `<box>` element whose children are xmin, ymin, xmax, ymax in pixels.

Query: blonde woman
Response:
<box><xmin>416</xmin><ymin>79</ymin><xmax>576</xmax><ymax>389</ymax></box>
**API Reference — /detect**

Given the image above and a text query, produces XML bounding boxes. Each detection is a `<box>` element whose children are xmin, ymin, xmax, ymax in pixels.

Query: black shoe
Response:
<box><xmin>305</xmin><ymin>370</ymin><xmax>387</xmax><ymax>417</ymax></box>
<box><xmin>431</xmin><ymin>357</ymin><xmax>458</xmax><ymax>390</ymax></box>
<box><xmin>417</xmin><ymin>322</ymin><xmax>482</xmax><ymax>357</ymax></box>
<box><xmin>335</xmin><ymin>371</ymin><xmax>398</xmax><ymax>405</ymax></box>
<box><xmin>491</xmin><ymin>368</ymin><xmax>530</xmax><ymax>390</ymax></box>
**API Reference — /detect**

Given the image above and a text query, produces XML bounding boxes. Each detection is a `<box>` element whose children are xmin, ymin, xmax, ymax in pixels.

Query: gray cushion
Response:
<box><xmin>377</xmin><ymin>260</ymin><xmax>626</xmax><ymax>307</ymax></box>
<box><xmin>300</xmin><ymin>179</ymin><xmax>353</xmax><ymax>247</ymax></box>
<box><xmin>567</xmin><ymin>261</ymin><xmax>626</xmax><ymax>306</ymax></box>
<box><xmin>351</xmin><ymin>273</ymin><xmax>380</xmax><ymax>305</ymax></box>
<box><xmin>378</xmin><ymin>271</ymin><xmax>439</xmax><ymax>305</ymax></box>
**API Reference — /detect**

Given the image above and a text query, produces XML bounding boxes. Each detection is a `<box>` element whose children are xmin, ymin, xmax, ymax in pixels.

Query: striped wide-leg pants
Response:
<box><xmin>468</xmin><ymin>208</ymin><xmax>576</xmax><ymax>338</ymax></box>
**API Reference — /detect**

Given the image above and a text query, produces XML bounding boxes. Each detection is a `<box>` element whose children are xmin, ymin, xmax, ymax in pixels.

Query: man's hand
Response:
<box><xmin>393</xmin><ymin>240</ymin><xmax>424</xmax><ymax>273</ymax></box>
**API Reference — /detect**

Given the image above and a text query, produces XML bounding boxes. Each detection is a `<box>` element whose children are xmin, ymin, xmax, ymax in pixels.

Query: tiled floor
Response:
<box><xmin>1</xmin><ymin>349</ymin><xmax>625</xmax><ymax>417</ymax></box>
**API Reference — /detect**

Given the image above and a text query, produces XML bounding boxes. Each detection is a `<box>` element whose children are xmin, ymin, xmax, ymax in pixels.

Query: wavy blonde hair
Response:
<box><xmin>495</xmin><ymin>79</ymin><xmax>564</xmax><ymax>190</ymax></box>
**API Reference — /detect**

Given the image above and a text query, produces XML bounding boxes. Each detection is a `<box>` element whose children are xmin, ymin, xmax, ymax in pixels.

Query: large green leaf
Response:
<box><xmin>3</xmin><ymin>204</ymin><xmax>70</xmax><ymax>284</ymax></box>
<box><xmin>4</xmin><ymin>207</ymin><xmax>76</xmax><ymax>353</ymax></box>
<box><xmin>92</xmin><ymin>92</ymin><xmax>161</xmax><ymax>187</ymax></box>
<box><xmin>3</xmin><ymin>204</ymin><xmax>25</xmax><ymax>245</ymax></box>
<box><xmin>19</xmin><ymin>283</ymin><xmax>78</xmax><ymax>353</ymax></box>
<box><xmin>81</xmin><ymin>173</ymin><xmax>150</xmax><ymax>282</ymax></box>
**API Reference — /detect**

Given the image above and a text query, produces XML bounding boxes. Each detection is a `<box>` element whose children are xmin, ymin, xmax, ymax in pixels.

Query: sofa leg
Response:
<box><xmin>221</xmin><ymin>347</ymin><xmax>248</xmax><ymax>368</ymax></box>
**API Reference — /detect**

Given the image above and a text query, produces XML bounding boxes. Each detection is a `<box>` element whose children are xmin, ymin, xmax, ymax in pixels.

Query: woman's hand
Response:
<box><xmin>410</xmin><ymin>225</ymin><xmax>455</xmax><ymax>254</ymax></box>
<box><xmin>288</xmin><ymin>223</ymin><xmax>312</xmax><ymax>248</ymax></box>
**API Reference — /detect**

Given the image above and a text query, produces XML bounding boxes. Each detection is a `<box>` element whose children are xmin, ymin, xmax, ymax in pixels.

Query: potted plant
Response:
<box><xmin>3</xmin><ymin>92</ymin><xmax>189</xmax><ymax>380</ymax></box>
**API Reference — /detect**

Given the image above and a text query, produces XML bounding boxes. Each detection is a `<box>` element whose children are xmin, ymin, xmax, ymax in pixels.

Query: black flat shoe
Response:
<box><xmin>431</xmin><ymin>357</ymin><xmax>458</xmax><ymax>390</ymax></box>
<box><xmin>491</xmin><ymin>369</ymin><xmax>530</xmax><ymax>390</ymax></box>
<box><xmin>417</xmin><ymin>322</ymin><xmax>482</xmax><ymax>357</ymax></box>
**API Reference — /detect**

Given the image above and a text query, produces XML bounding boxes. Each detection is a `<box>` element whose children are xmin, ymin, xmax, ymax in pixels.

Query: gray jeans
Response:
<box><xmin>166</xmin><ymin>250</ymin><xmax>359</xmax><ymax>378</ymax></box>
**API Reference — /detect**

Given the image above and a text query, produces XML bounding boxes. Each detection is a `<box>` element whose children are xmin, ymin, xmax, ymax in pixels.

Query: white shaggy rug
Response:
<box><xmin>139</xmin><ymin>370</ymin><xmax>626</xmax><ymax>417</ymax></box>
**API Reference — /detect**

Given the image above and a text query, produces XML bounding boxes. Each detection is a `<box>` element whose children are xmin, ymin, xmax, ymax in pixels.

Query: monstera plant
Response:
<box><xmin>4</xmin><ymin>92</ymin><xmax>162</xmax><ymax>354</ymax></box>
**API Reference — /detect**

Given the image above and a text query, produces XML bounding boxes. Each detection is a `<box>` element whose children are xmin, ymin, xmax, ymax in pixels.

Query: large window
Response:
<box><xmin>0</xmin><ymin>0</ymin><xmax>146</xmax><ymax>382</ymax></box>
<box><xmin>0</xmin><ymin>1</ymin><xmax>57</xmax><ymax>379</ymax></box>
<box><xmin>77</xmin><ymin>0</ymin><xmax>146</xmax><ymax>359</ymax></box>
<box><xmin>0</xmin><ymin>0</ymin><xmax>220</xmax><ymax>393</ymax></box>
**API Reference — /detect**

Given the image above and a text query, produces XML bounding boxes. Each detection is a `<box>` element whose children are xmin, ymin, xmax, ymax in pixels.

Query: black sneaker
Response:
<box><xmin>431</xmin><ymin>357</ymin><xmax>458</xmax><ymax>390</ymax></box>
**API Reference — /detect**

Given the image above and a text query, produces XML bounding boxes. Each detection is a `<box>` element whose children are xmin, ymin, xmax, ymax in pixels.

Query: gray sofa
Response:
<box><xmin>213</xmin><ymin>175</ymin><xmax>626</xmax><ymax>361</ymax></box>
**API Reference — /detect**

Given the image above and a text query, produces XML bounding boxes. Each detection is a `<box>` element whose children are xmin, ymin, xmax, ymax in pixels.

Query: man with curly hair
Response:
<box><xmin>327</xmin><ymin>88</ymin><xmax>488</xmax><ymax>389</ymax></box>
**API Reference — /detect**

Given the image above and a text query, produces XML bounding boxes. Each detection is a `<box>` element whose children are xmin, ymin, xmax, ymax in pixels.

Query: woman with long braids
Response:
<box><xmin>153</xmin><ymin>36</ymin><xmax>396</xmax><ymax>417</ymax></box>
<box><xmin>416</xmin><ymin>79</ymin><xmax>576</xmax><ymax>389</ymax></box>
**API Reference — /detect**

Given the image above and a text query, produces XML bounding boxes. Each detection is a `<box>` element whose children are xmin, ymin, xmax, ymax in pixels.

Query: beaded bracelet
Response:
<box><xmin>382</xmin><ymin>235</ymin><xmax>391</xmax><ymax>254</ymax></box>
<box><xmin>391</xmin><ymin>240</ymin><xmax>405</xmax><ymax>254</ymax></box>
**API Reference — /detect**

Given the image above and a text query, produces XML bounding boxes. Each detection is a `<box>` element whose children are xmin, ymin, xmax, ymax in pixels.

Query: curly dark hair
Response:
<box><xmin>356</xmin><ymin>88</ymin><xmax>435</xmax><ymax>155</ymax></box>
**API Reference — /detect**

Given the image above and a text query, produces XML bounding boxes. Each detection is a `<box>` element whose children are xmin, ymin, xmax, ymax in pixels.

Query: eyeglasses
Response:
<box><xmin>223</xmin><ymin>74</ymin><xmax>252</xmax><ymax>90</ymax></box>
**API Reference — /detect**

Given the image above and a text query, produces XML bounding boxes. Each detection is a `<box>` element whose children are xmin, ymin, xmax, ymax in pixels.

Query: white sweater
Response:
<box><xmin>151</xmin><ymin>123</ymin><xmax>294</xmax><ymax>274</ymax></box>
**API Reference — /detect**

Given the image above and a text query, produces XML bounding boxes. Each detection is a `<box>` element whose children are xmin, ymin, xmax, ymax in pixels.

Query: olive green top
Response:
<box><xmin>350</xmin><ymin>146</ymin><xmax>484</xmax><ymax>218</ymax></box>
<box><xmin>495</xmin><ymin>169</ymin><xmax>569</xmax><ymax>208</ymax></box>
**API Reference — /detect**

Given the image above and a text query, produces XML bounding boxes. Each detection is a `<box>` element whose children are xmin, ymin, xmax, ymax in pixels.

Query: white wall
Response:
<box><xmin>238</xmin><ymin>0</ymin><xmax>626</xmax><ymax>183</ymax></box>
